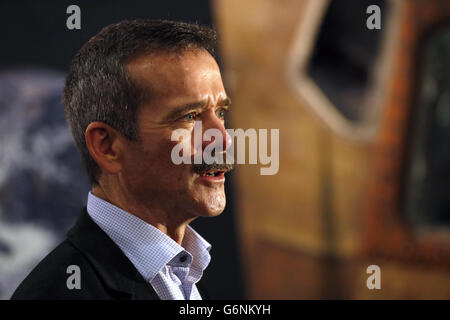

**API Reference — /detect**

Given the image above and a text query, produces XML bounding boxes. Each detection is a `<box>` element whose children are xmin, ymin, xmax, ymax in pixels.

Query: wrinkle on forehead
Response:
<box><xmin>126</xmin><ymin>49</ymin><xmax>223</xmax><ymax>104</ymax></box>
<box><xmin>127</xmin><ymin>50</ymin><xmax>219</xmax><ymax>92</ymax></box>
<box><xmin>125</xmin><ymin>49</ymin><xmax>217</xmax><ymax>79</ymax></box>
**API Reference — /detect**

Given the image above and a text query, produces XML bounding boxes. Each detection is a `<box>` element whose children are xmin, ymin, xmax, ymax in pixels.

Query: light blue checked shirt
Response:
<box><xmin>86</xmin><ymin>192</ymin><xmax>211</xmax><ymax>300</ymax></box>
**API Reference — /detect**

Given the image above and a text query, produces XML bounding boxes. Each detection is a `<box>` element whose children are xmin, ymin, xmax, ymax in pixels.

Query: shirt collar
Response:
<box><xmin>182</xmin><ymin>223</ymin><xmax>211</xmax><ymax>272</ymax></box>
<box><xmin>86</xmin><ymin>191</ymin><xmax>211</xmax><ymax>282</ymax></box>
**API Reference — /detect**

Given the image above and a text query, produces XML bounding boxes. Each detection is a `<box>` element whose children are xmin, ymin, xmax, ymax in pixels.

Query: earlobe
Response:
<box><xmin>85</xmin><ymin>122</ymin><xmax>123</xmax><ymax>175</ymax></box>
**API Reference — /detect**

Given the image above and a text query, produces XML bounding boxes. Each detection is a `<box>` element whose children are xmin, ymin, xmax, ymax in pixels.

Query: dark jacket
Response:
<box><xmin>10</xmin><ymin>209</ymin><xmax>208</xmax><ymax>300</ymax></box>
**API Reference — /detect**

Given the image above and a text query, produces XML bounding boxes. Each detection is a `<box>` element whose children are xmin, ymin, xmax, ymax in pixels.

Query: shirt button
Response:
<box><xmin>179</xmin><ymin>255</ymin><xmax>187</xmax><ymax>263</ymax></box>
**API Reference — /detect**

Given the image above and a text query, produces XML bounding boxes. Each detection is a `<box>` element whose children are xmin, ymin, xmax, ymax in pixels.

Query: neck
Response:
<box><xmin>91</xmin><ymin>184</ymin><xmax>195</xmax><ymax>245</ymax></box>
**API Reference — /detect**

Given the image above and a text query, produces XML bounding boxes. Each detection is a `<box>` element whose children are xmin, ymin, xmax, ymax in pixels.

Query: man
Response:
<box><xmin>11</xmin><ymin>19</ymin><xmax>233</xmax><ymax>300</ymax></box>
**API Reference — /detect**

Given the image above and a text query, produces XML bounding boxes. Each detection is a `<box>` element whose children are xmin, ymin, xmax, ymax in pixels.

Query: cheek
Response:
<box><xmin>145</xmin><ymin>133</ymin><xmax>184</xmax><ymax>165</ymax></box>
<box><xmin>125</xmin><ymin>139</ymin><xmax>170</xmax><ymax>180</ymax></box>
<box><xmin>134</xmin><ymin>130</ymin><xmax>196</xmax><ymax>182</ymax></box>
<box><xmin>169</xmin><ymin>127</ymin><xmax>202</xmax><ymax>166</ymax></box>
<box><xmin>156</xmin><ymin>134</ymin><xmax>194</xmax><ymax>177</ymax></box>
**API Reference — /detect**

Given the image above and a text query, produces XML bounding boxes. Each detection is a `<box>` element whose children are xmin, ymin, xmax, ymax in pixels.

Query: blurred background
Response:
<box><xmin>0</xmin><ymin>0</ymin><xmax>449</xmax><ymax>299</ymax></box>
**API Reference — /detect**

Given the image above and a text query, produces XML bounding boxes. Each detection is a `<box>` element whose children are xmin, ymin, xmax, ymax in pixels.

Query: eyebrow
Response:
<box><xmin>164</xmin><ymin>97</ymin><xmax>232</xmax><ymax>122</ymax></box>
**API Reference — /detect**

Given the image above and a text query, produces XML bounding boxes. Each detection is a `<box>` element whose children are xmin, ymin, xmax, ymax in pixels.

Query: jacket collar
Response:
<box><xmin>67</xmin><ymin>208</ymin><xmax>160</xmax><ymax>300</ymax></box>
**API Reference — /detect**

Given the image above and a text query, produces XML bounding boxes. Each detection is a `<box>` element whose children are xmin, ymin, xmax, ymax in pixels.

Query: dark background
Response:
<box><xmin>0</xmin><ymin>0</ymin><xmax>243</xmax><ymax>299</ymax></box>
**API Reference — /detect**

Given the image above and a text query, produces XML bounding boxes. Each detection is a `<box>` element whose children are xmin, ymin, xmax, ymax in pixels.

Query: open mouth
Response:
<box><xmin>200</xmin><ymin>170</ymin><xmax>226</xmax><ymax>177</ymax></box>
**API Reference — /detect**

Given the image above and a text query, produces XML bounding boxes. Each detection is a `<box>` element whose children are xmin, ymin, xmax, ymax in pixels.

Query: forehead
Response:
<box><xmin>125</xmin><ymin>49</ymin><xmax>224</xmax><ymax>109</ymax></box>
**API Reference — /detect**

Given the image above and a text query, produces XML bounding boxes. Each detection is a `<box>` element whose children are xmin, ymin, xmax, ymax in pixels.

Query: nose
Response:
<box><xmin>202</xmin><ymin>111</ymin><xmax>232</xmax><ymax>152</ymax></box>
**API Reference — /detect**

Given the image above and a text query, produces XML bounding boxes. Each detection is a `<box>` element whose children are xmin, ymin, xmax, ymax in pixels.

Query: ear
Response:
<box><xmin>85</xmin><ymin>122</ymin><xmax>124</xmax><ymax>177</ymax></box>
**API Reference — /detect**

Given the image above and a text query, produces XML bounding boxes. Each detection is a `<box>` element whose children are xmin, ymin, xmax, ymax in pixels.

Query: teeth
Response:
<box><xmin>203</xmin><ymin>171</ymin><xmax>219</xmax><ymax>176</ymax></box>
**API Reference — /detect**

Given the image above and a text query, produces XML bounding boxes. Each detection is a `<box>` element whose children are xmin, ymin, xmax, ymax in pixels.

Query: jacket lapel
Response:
<box><xmin>67</xmin><ymin>208</ymin><xmax>160</xmax><ymax>300</ymax></box>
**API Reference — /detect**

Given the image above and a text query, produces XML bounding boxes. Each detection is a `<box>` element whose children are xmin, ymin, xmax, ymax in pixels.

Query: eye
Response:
<box><xmin>216</xmin><ymin>108</ymin><xmax>227</xmax><ymax>120</ymax></box>
<box><xmin>182</xmin><ymin>112</ymin><xmax>197</xmax><ymax>121</ymax></box>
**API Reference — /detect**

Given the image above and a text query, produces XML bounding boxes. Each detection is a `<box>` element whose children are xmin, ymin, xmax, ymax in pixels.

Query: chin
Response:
<box><xmin>194</xmin><ymin>192</ymin><xmax>227</xmax><ymax>218</ymax></box>
<box><xmin>206</xmin><ymin>206</ymin><xmax>226</xmax><ymax>217</ymax></box>
<box><xmin>196</xmin><ymin>202</ymin><xmax>226</xmax><ymax>218</ymax></box>
<box><xmin>186</xmin><ymin>181</ymin><xmax>226</xmax><ymax>216</ymax></box>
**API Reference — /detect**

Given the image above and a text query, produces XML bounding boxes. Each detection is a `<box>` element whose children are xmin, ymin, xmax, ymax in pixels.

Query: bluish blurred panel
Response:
<box><xmin>0</xmin><ymin>68</ymin><xmax>89</xmax><ymax>299</ymax></box>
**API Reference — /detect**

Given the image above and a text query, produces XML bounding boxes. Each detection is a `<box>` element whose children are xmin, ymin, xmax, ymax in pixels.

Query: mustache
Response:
<box><xmin>192</xmin><ymin>153</ymin><xmax>235</xmax><ymax>174</ymax></box>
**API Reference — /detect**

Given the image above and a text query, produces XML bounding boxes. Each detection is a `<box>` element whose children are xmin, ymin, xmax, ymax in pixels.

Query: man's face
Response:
<box><xmin>121</xmin><ymin>49</ymin><xmax>232</xmax><ymax>220</ymax></box>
